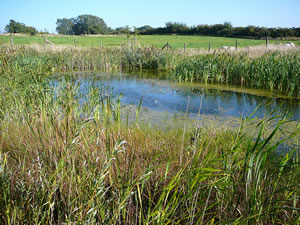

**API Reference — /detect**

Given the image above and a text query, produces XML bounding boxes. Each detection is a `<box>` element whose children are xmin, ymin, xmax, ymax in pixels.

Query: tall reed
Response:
<box><xmin>174</xmin><ymin>51</ymin><xmax>300</xmax><ymax>96</ymax></box>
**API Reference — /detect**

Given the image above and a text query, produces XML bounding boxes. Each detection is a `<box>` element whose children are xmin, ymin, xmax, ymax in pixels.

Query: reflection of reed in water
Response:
<box><xmin>51</xmin><ymin>73</ymin><xmax>300</xmax><ymax>119</ymax></box>
<box><xmin>172</xmin><ymin>85</ymin><xmax>299</xmax><ymax>118</ymax></box>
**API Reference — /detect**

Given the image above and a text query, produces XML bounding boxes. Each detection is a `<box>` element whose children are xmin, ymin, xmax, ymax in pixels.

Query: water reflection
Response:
<box><xmin>51</xmin><ymin>72</ymin><xmax>300</xmax><ymax>120</ymax></box>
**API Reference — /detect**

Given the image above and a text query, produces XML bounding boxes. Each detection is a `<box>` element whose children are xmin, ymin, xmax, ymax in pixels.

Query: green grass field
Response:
<box><xmin>1</xmin><ymin>34</ymin><xmax>299</xmax><ymax>49</ymax></box>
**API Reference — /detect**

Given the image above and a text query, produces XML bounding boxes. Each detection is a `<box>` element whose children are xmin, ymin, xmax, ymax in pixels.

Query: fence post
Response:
<box><xmin>100</xmin><ymin>41</ymin><xmax>103</xmax><ymax>49</ymax></box>
<box><xmin>266</xmin><ymin>36</ymin><xmax>269</xmax><ymax>49</ymax></box>
<box><xmin>74</xmin><ymin>39</ymin><xmax>76</xmax><ymax>48</ymax></box>
<box><xmin>44</xmin><ymin>37</ymin><xmax>47</xmax><ymax>47</ymax></box>
<box><xmin>184</xmin><ymin>43</ymin><xmax>186</xmax><ymax>53</ymax></box>
<box><xmin>235</xmin><ymin>40</ymin><xmax>238</xmax><ymax>50</ymax></box>
<box><xmin>10</xmin><ymin>35</ymin><xmax>13</xmax><ymax>48</ymax></box>
<box><xmin>208</xmin><ymin>40</ymin><xmax>211</xmax><ymax>52</ymax></box>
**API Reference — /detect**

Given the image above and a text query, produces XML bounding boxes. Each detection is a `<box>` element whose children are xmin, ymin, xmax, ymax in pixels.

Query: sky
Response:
<box><xmin>0</xmin><ymin>0</ymin><xmax>299</xmax><ymax>33</ymax></box>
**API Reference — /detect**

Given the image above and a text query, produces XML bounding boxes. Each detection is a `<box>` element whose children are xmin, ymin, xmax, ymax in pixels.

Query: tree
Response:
<box><xmin>247</xmin><ymin>26</ymin><xmax>255</xmax><ymax>36</ymax></box>
<box><xmin>124</xmin><ymin>25</ymin><xmax>131</xmax><ymax>39</ymax></box>
<box><xmin>5</xmin><ymin>19</ymin><xmax>37</xmax><ymax>35</ymax></box>
<box><xmin>114</xmin><ymin>27</ymin><xmax>127</xmax><ymax>34</ymax></box>
<box><xmin>5</xmin><ymin>20</ymin><xmax>24</xmax><ymax>33</ymax></box>
<box><xmin>137</xmin><ymin>25</ymin><xmax>153</xmax><ymax>34</ymax></box>
<box><xmin>56</xmin><ymin>15</ymin><xmax>110</xmax><ymax>35</ymax></box>
<box><xmin>72</xmin><ymin>15</ymin><xmax>109</xmax><ymax>35</ymax></box>
<box><xmin>24</xmin><ymin>26</ymin><xmax>37</xmax><ymax>35</ymax></box>
<box><xmin>223</xmin><ymin>21</ymin><xmax>233</xmax><ymax>30</ymax></box>
<box><xmin>221</xmin><ymin>21</ymin><xmax>233</xmax><ymax>36</ymax></box>
<box><xmin>56</xmin><ymin>18</ymin><xmax>74</xmax><ymax>35</ymax></box>
<box><xmin>165</xmin><ymin>22</ymin><xmax>189</xmax><ymax>34</ymax></box>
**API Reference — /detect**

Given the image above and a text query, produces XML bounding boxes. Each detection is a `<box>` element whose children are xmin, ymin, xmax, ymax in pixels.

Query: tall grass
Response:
<box><xmin>0</xmin><ymin>46</ymin><xmax>299</xmax><ymax>224</ymax></box>
<box><xmin>0</xmin><ymin>45</ymin><xmax>178</xmax><ymax>73</ymax></box>
<box><xmin>174</xmin><ymin>51</ymin><xmax>300</xmax><ymax>96</ymax></box>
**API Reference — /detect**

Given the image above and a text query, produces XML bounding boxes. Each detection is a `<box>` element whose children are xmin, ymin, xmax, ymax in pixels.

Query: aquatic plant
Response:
<box><xmin>174</xmin><ymin>51</ymin><xmax>300</xmax><ymax>96</ymax></box>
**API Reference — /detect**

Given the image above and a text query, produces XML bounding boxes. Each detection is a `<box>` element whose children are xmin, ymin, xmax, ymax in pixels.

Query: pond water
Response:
<box><xmin>52</xmin><ymin>71</ymin><xmax>300</xmax><ymax>121</ymax></box>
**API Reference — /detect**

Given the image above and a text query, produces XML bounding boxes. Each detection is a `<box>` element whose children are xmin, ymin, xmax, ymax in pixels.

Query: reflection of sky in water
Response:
<box><xmin>51</xmin><ymin>73</ymin><xmax>300</xmax><ymax>120</ymax></box>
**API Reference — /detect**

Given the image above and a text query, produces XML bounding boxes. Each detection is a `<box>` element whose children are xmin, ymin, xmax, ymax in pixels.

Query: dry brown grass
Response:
<box><xmin>177</xmin><ymin>44</ymin><xmax>300</xmax><ymax>57</ymax></box>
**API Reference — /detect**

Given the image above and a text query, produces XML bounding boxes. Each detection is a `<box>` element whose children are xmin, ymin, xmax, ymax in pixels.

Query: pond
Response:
<box><xmin>52</xmin><ymin>71</ymin><xmax>300</xmax><ymax>123</ymax></box>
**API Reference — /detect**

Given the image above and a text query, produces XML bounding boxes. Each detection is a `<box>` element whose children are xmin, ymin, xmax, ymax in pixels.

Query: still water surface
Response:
<box><xmin>53</xmin><ymin>71</ymin><xmax>300</xmax><ymax>120</ymax></box>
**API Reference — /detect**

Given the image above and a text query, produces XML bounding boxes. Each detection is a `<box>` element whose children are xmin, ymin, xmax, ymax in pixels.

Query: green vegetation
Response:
<box><xmin>5</xmin><ymin>19</ymin><xmax>38</xmax><ymax>35</ymax></box>
<box><xmin>0</xmin><ymin>46</ymin><xmax>299</xmax><ymax>224</ymax></box>
<box><xmin>0</xmin><ymin>43</ymin><xmax>299</xmax><ymax>96</ymax></box>
<box><xmin>174</xmin><ymin>52</ymin><xmax>300</xmax><ymax>96</ymax></box>
<box><xmin>4</xmin><ymin>15</ymin><xmax>300</xmax><ymax>38</ymax></box>
<box><xmin>0</xmin><ymin>46</ymin><xmax>177</xmax><ymax>71</ymax></box>
<box><xmin>2</xmin><ymin>34</ymin><xmax>300</xmax><ymax>48</ymax></box>
<box><xmin>136</xmin><ymin>22</ymin><xmax>300</xmax><ymax>39</ymax></box>
<box><xmin>56</xmin><ymin>15</ymin><xmax>111</xmax><ymax>35</ymax></box>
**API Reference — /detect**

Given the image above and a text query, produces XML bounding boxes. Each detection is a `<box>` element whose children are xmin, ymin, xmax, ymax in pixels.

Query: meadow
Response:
<box><xmin>1</xmin><ymin>34</ymin><xmax>300</xmax><ymax>49</ymax></box>
<box><xmin>0</xmin><ymin>45</ymin><xmax>299</xmax><ymax>224</ymax></box>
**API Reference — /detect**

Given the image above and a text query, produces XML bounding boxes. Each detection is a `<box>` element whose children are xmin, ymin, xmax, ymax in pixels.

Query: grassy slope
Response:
<box><xmin>1</xmin><ymin>34</ymin><xmax>299</xmax><ymax>48</ymax></box>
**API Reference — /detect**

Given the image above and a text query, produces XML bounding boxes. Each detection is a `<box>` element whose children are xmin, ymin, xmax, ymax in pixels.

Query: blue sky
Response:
<box><xmin>0</xmin><ymin>0</ymin><xmax>299</xmax><ymax>33</ymax></box>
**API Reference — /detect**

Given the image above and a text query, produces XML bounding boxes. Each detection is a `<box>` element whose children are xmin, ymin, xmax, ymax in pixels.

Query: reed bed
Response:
<box><xmin>0</xmin><ymin>46</ymin><xmax>299</xmax><ymax>224</ymax></box>
<box><xmin>174</xmin><ymin>51</ymin><xmax>300</xmax><ymax>96</ymax></box>
<box><xmin>0</xmin><ymin>45</ymin><xmax>179</xmax><ymax>73</ymax></box>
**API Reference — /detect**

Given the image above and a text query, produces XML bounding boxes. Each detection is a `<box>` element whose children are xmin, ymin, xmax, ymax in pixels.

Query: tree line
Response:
<box><xmin>5</xmin><ymin>15</ymin><xmax>300</xmax><ymax>39</ymax></box>
<box><xmin>132</xmin><ymin>22</ymin><xmax>300</xmax><ymax>39</ymax></box>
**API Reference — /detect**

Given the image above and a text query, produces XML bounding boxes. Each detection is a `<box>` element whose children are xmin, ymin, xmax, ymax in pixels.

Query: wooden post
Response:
<box><xmin>10</xmin><ymin>35</ymin><xmax>13</xmax><ymax>48</ymax></box>
<box><xmin>162</xmin><ymin>42</ymin><xmax>173</xmax><ymax>51</ymax></box>
<box><xmin>235</xmin><ymin>40</ymin><xmax>238</xmax><ymax>50</ymax></box>
<box><xmin>184</xmin><ymin>43</ymin><xmax>186</xmax><ymax>53</ymax></box>
<box><xmin>74</xmin><ymin>39</ymin><xmax>76</xmax><ymax>48</ymax></box>
<box><xmin>208</xmin><ymin>40</ymin><xmax>211</xmax><ymax>52</ymax></box>
<box><xmin>266</xmin><ymin>36</ymin><xmax>269</xmax><ymax>49</ymax></box>
<box><xmin>100</xmin><ymin>41</ymin><xmax>103</xmax><ymax>49</ymax></box>
<box><xmin>44</xmin><ymin>37</ymin><xmax>47</xmax><ymax>47</ymax></box>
